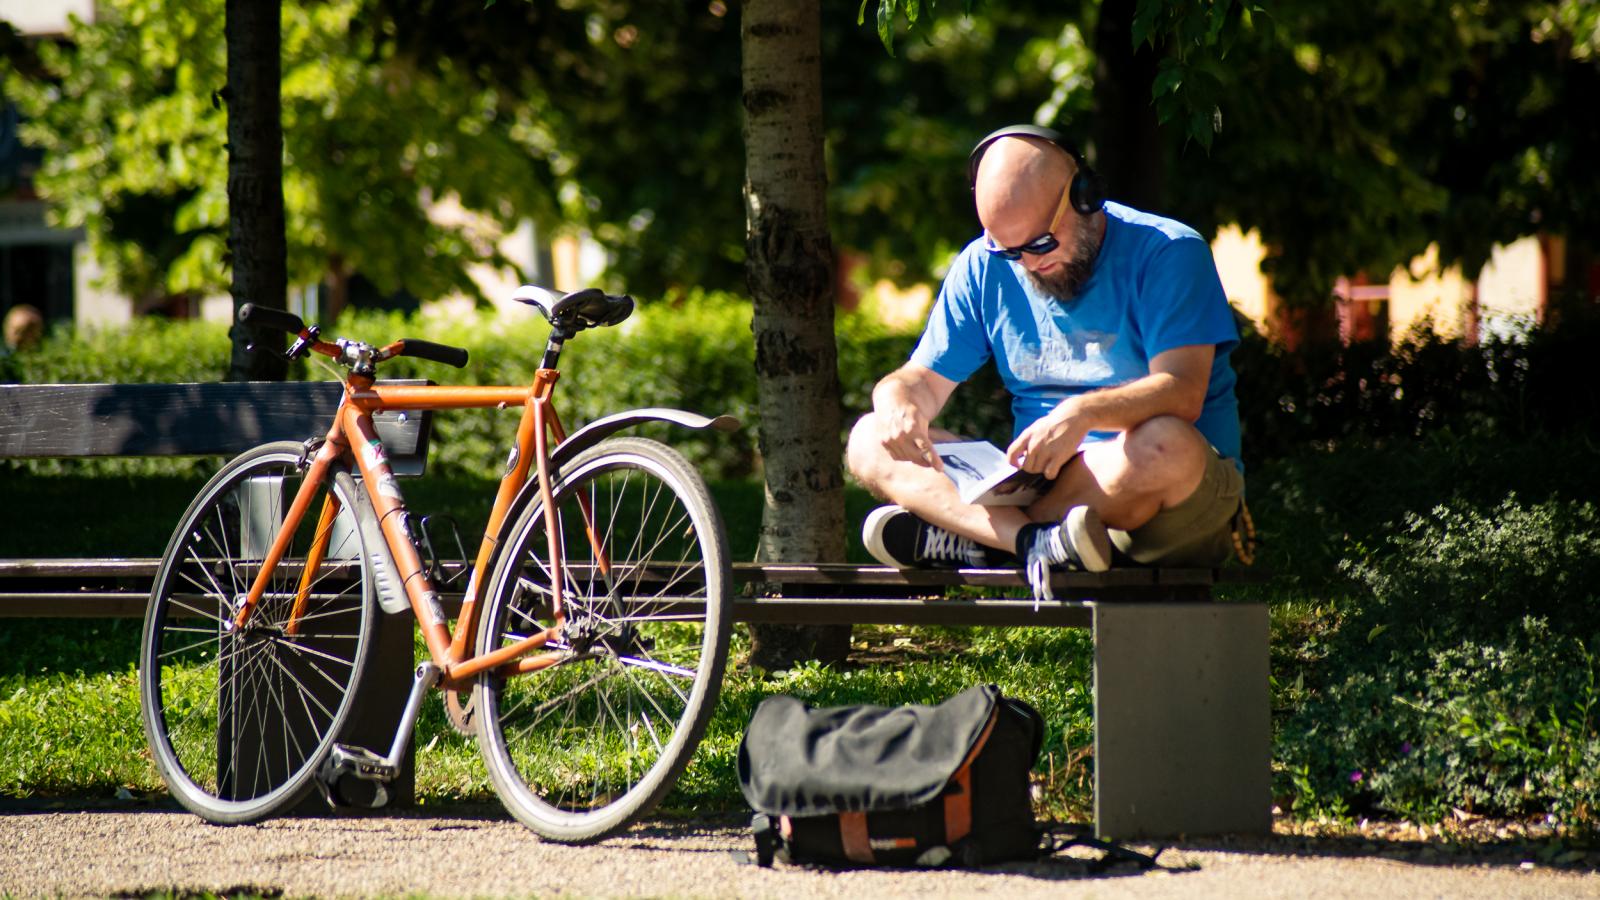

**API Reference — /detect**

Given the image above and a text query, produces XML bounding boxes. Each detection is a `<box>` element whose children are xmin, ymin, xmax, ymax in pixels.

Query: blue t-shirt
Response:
<box><xmin>910</xmin><ymin>201</ymin><xmax>1242</xmax><ymax>463</ymax></box>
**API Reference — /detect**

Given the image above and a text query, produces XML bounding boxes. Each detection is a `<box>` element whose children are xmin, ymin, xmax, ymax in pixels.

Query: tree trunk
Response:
<box><xmin>740</xmin><ymin>0</ymin><xmax>850</xmax><ymax>669</ymax></box>
<box><xmin>1092</xmin><ymin>0</ymin><xmax>1167</xmax><ymax>213</ymax></box>
<box><xmin>225</xmin><ymin>0</ymin><xmax>289</xmax><ymax>382</ymax></box>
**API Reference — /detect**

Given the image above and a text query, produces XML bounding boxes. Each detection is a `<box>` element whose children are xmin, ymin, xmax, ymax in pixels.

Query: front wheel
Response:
<box><xmin>475</xmin><ymin>437</ymin><xmax>732</xmax><ymax>842</ymax></box>
<box><xmin>139</xmin><ymin>441</ymin><xmax>376</xmax><ymax>823</ymax></box>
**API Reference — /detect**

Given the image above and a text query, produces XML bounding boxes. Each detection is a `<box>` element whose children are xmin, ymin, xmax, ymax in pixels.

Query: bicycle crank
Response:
<box><xmin>316</xmin><ymin>661</ymin><xmax>441</xmax><ymax>810</ymax></box>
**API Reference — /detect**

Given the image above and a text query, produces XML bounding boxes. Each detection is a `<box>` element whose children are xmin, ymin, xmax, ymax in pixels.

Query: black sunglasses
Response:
<box><xmin>983</xmin><ymin>185</ymin><xmax>1071</xmax><ymax>261</ymax></box>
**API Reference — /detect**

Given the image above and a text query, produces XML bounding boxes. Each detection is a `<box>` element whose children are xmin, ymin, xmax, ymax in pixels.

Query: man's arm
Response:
<box><xmin>871</xmin><ymin>363</ymin><xmax>959</xmax><ymax>471</ymax></box>
<box><xmin>1005</xmin><ymin>343</ymin><xmax>1215</xmax><ymax>478</ymax></box>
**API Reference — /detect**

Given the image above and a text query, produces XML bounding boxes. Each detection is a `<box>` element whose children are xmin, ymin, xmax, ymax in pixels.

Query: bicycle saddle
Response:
<box><xmin>512</xmin><ymin>285</ymin><xmax>634</xmax><ymax>332</ymax></box>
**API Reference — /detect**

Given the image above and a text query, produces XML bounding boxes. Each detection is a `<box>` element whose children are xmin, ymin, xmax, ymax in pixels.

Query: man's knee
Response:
<box><xmin>1117</xmin><ymin>416</ymin><xmax>1208</xmax><ymax>487</ymax></box>
<box><xmin>845</xmin><ymin>413</ymin><xmax>889</xmax><ymax>488</ymax></box>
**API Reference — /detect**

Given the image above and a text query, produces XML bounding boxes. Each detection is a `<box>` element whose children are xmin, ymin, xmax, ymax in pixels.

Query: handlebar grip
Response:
<box><xmin>396</xmin><ymin>338</ymin><xmax>469</xmax><ymax>369</ymax></box>
<box><xmin>238</xmin><ymin>303</ymin><xmax>307</xmax><ymax>334</ymax></box>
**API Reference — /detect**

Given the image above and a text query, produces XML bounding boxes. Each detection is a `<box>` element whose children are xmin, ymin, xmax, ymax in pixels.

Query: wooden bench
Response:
<box><xmin>0</xmin><ymin>382</ymin><xmax>1270</xmax><ymax>840</ymax></box>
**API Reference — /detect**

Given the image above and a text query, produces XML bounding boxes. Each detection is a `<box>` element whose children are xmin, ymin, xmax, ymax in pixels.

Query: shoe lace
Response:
<box><xmin>1024</xmin><ymin>526</ymin><xmax>1069</xmax><ymax>604</ymax></box>
<box><xmin>920</xmin><ymin>526</ymin><xmax>980</xmax><ymax>566</ymax></box>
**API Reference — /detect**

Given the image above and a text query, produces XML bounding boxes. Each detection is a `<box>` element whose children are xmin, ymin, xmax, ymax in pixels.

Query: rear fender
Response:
<box><xmin>550</xmin><ymin>407</ymin><xmax>740</xmax><ymax>470</ymax></box>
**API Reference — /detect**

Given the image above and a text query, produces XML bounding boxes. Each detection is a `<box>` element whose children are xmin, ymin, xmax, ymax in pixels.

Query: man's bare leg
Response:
<box><xmin>1028</xmin><ymin>415</ymin><xmax>1211</xmax><ymax>530</ymax></box>
<box><xmin>846</xmin><ymin>413</ymin><xmax>1031</xmax><ymax>554</ymax></box>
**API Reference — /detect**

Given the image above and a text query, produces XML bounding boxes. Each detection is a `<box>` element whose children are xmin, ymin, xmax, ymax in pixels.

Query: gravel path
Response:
<box><xmin>4</xmin><ymin>802</ymin><xmax>1600</xmax><ymax>899</ymax></box>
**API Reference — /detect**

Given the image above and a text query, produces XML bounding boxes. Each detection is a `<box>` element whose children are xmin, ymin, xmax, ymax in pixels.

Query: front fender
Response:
<box><xmin>550</xmin><ymin>406</ymin><xmax>740</xmax><ymax>470</ymax></box>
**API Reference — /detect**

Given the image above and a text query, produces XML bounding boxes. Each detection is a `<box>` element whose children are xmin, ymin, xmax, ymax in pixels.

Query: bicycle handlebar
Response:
<box><xmin>393</xmin><ymin>338</ymin><xmax>469</xmax><ymax>369</ymax></box>
<box><xmin>238</xmin><ymin>303</ymin><xmax>469</xmax><ymax>370</ymax></box>
<box><xmin>237</xmin><ymin>303</ymin><xmax>306</xmax><ymax>335</ymax></box>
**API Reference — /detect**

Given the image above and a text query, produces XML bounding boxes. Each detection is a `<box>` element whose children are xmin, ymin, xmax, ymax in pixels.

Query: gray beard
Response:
<box><xmin>1026</xmin><ymin>222</ymin><xmax>1102</xmax><ymax>302</ymax></box>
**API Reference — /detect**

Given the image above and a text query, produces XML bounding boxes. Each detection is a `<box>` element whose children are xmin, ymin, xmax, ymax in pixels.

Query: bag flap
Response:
<box><xmin>737</xmin><ymin>684</ymin><xmax>1001</xmax><ymax>817</ymax></box>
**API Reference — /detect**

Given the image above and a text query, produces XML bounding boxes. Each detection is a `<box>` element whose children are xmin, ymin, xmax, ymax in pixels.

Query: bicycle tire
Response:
<box><xmin>475</xmin><ymin>437</ymin><xmax>732</xmax><ymax>842</ymax></box>
<box><xmin>139</xmin><ymin>441</ymin><xmax>377</xmax><ymax>823</ymax></box>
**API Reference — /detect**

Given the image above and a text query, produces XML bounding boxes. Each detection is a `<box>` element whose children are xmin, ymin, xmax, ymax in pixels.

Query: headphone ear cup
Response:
<box><xmin>1069</xmin><ymin>167</ymin><xmax>1106</xmax><ymax>215</ymax></box>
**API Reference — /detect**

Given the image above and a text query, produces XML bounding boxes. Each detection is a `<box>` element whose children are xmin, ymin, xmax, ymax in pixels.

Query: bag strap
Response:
<box><xmin>942</xmin><ymin>706</ymin><xmax>999</xmax><ymax>847</ymax></box>
<box><xmin>751</xmin><ymin>813</ymin><xmax>780</xmax><ymax>867</ymax></box>
<box><xmin>837</xmin><ymin>811</ymin><xmax>875</xmax><ymax>864</ymax></box>
<box><xmin>1042</xmin><ymin>822</ymin><xmax>1163</xmax><ymax>873</ymax></box>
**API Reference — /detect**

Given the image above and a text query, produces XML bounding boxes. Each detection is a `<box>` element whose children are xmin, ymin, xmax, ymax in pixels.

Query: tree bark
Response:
<box><xmin>740</xmin><ymin>0</ymin><xmax>850</xmax><ymax>669</ymax></box>
<box><xmin>1092</xmin><ymin>0</ymin><xmax>1167</xmax><ymax>213</ymax></box>
<box><xmin>225</xmin><ymin>0</ymin><xmax>289</xmax><ymax>382</ymax></box>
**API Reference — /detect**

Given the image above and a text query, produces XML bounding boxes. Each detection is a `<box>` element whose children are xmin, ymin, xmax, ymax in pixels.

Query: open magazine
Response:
<box><xmin>933</xmin><ymin>440</ymin><xmax>1048</xmax><ymax>506</ymax></box>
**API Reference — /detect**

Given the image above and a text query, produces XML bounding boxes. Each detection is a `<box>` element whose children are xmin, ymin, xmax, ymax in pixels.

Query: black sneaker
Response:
<box><xmin>1022</xmin><ymin>505</ymin><xmax>1112</xmax><ymax>601</ymax></box>
<box><xmin>863</xmin><ymin>506</ymin><xmax>996</xmax><ymax>569</ymax></box>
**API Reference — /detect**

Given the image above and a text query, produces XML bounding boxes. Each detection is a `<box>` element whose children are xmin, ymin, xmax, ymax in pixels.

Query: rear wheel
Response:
<box><xmin>476</xmin><ymin>437</ymin><xmax>731</xmax><ymax>842</ymax></box>
<box><xmin>139</xmin><ymin>442</ymin><xmax>376</xmax><ymax>823</ymax></box>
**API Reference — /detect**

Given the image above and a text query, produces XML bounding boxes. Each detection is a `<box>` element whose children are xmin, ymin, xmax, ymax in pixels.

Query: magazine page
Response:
<box><xmin>933</xmin><ymin>440</ymin><xmax>1046</xmax><ymax>506</ymax></box>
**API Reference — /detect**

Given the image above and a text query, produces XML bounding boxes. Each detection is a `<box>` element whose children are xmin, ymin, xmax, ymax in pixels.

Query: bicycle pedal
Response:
<box><xmin>323</xmin><ymin>743</ymin><xmax>398</xmax><ymax>782</ymax></box>
<box><xmin>316</xmin><ymin>745</ymin><xmax>396</xmax><ymax>810</ymax></box>
<box><xmin>316</xmin><ymin>773</ymin><xmax>392</xmax><ymax>811</ymax></box>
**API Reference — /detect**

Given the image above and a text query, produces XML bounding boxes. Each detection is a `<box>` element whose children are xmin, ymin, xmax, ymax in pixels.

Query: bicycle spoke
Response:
<box><xmin>617</xmin><ymin>653</ymin><xmax>698</xmax><ymax>683</ymax></box>
<box><xmin>264</xmin><ymin>651</ymin><xmax>340</xmax><ymax>727</ymax></box>
<box><xmin>476</xmin><ymin>439</ymin><xmax>729</xmax><ymax>841</ymax></box>
<box><xmin>143</xmin><ymin>448</ymin><xmax>373</xmax><ymax>821</ymax></box>
<box><xmin>273</xmin><ymin>638</ymin><xmax>359</xmax><ymax>681</ymax></box>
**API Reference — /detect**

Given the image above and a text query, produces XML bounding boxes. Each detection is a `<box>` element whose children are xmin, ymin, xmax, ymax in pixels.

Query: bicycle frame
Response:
<box><xmin>228</xmin><ymin>347</ymin><xmax>719</xmax><ymax>691</ymax></box>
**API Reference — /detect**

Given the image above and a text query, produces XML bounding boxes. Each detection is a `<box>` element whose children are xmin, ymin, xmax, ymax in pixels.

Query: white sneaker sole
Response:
<box><xmin>1064</xmin><ymin>506</ymin><xmax>1113</xmax><ymax>573</ymax></box>
<box><xmin>862</xmin><ymin>505</ymin><xmax>911</xmax><ymax>568</ymax></box>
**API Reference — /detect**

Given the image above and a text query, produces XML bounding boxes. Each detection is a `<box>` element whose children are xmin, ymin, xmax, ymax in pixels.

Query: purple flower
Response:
<box><xmin>1349</xmin><ymin>770</ymin><xmax>1364</xmax><ymax>784</ymax></box>
<box><xmin>1400</xmin><ymin>741</ymin><xmax>1413</xmax><ymax>756</ymax></box>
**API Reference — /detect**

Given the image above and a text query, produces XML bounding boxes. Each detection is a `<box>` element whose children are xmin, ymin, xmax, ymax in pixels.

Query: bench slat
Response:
<box><xmin>0</xmin><ymin>558</ymin><xmax>1263</xmax><ymax>586</ymax></box>
<box><xmin>0</xmin><ymin>558</ymin><xmax>1264</xmax><ymax>618</ymax></box>
<box><xmin>735</xmin><ymin>562</ymin><xmax>1249</xmax><ymax>588</ymax></box>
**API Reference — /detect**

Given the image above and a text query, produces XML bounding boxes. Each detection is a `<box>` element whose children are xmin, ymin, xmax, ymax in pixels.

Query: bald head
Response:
<box><xmin>970</xmin><ymin>135</ymin><xmax>1106</xmax><ymax>302</ymax></box>
<box><xmin>973</xmin><ymin>136</ymin><xmax>1075</xmax><ymax>234</ymax></box>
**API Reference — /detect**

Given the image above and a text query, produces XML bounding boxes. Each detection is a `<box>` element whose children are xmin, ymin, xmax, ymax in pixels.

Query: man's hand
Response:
<box><xmin>879</xmin><ymin>402</ymin><xmax>944</xmax><ymax>472</ymax></box>
<box><xmin>1004</xmin><ymin>345</ymin><xmax>1215</xmax><ymax>479</ymax></box>
<box><xmin>1005</xmin><ymin>402</ymin><xmax>1090</xmax><ymax>479</ymax></box>
<box><xmin>870</xmin><ymin>364</ymin><xmax>957</xmax><ymax>472</ymax></box>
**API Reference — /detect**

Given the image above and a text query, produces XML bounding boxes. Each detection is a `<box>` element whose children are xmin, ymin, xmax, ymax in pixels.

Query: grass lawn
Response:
<box><xmin>3</xmin><ymin>463</ymin><xmax>1060</xmax><ymax>816</ymax></box>
<box><xmin>4</xmin><ymin>433</ymin><xmax>1598</xmax><ymax>833</ymax></box>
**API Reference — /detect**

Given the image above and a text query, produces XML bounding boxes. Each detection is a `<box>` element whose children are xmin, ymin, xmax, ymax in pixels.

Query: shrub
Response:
<box><xmin>1278</xmin><ymin>495</ymin><xmax>1600</xmax><ymax>829</ymax></box>
<box><xmin>10</xmin><ymin>316</ymin><xmax>231</xmax><ymax>384</ymax></box>
<box><xmin>1231</xmin><ymin>308</ymin><xmax>1600</xmax><ymax>462</ymax></box>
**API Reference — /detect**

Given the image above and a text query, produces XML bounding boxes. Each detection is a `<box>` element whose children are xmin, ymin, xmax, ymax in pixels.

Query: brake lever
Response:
<box><xmin>284</xmin><ymin>325</ymin><xmax>321</xmax><ymax>361</ymax></box>
<box><xmin>245</xmin><ymin>324</ymin><xmax>319</xmax><ymax>361</ymax></box>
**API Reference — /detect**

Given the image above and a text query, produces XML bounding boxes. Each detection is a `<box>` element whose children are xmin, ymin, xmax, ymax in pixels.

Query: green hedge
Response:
<box><xmin>6</xmin><ymin>295</ymin><xmax>916</xmax><ymax>480</ymax></box>
<box><xmin>1233</xmin><ymin>308</ymin><xmax>1600</xmax><ymax>460</ymax></box>
<box><xmin>14</xmin><ymin>298</ymin><xmax>1596</xmax><ymax>479</ymax></box>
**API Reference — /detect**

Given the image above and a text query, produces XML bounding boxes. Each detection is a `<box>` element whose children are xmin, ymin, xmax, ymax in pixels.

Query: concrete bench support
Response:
<box><xmin>1092</xmin><ymin>601</ymin><xmax>1271</xmax><ymax>839</ymax></box>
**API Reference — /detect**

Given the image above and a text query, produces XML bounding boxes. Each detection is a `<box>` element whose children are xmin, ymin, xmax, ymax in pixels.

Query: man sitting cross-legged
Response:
<box><xmin>846</xmin><ymin>124</ymin><xmax>1247</xmax><ymax>599</ymax></box>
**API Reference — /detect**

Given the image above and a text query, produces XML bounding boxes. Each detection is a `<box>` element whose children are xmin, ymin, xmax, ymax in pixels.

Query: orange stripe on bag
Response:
<box><xmin>944</xmin><ymin>710</ymin><xmax>998</xmax><ymax>845</ymax></box>
<box><xmin>839</xmin><ymin>811</ymin><xmax>874</xmax><ymax>864</ymax></box>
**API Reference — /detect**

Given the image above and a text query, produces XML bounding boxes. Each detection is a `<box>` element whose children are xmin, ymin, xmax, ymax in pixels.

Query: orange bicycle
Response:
<box><xmin>137</xmin><ymin>287</ymin><xmax>736</xmax><ymax>842</ymax></box>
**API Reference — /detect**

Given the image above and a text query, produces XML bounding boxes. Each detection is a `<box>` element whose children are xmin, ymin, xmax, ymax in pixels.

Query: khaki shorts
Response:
<box><xmin>1109</xmin><ymin>449</ymin><xmax>1245</xmax><ymax>567</ymax></box>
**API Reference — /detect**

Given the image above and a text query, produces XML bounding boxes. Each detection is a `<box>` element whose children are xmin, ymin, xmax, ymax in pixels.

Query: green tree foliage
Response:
<box><xmin>1166</xmin><ymin>0</ymin><xmax>1600</xmax><ymax>304</ymax></box>
<box><xmin>370</xmin><ymin>0</ymin><xmax>747</xmax><ymax>298</ymax></box>
<box><xmin>827</xmin><ymin>5</ymin><xmax>1099</xmax><ymax>284</ymax></box>
<box><xmin>875</xmin><ymin>0</ymin><xmax>1600</xmax><ymax>308</ymax></box>
<box><xmin>4</xmin><ymin>0</ymin><xmax>558</xmax><ymax>306</ymax></box>
<box><xmin>6</xmin><ymin>1</ymin><xmax>1597</xmax><ymax>308</ymax></box>
<box><xmin>341</xmin><ymin>1</ymin><xmax>1100</xmax><ymax>293</ymax></box>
